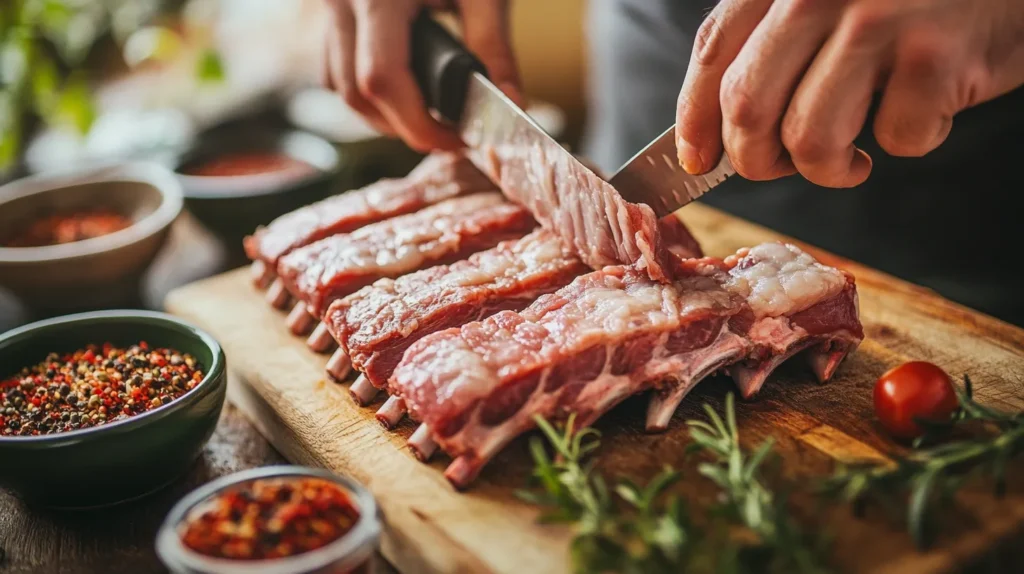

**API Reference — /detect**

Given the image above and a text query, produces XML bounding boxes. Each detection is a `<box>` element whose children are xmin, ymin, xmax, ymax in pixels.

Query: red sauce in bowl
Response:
<box><xmin>2</xmin><ymin>210</ymin><xmax>132</xmax><ymax>248</ymax></box>
<box><xmin>183</xmin><ymin>152</ymin><xmax>318</xmax><ymax>178</ymax></box>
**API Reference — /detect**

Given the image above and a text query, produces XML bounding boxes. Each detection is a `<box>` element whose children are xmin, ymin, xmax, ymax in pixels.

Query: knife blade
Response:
<box><xmin>609</xmin><ymin>125</ymin><xmax>736</xmax><ymax>217</ymax></box>
<box><xmin>410</xmin><ymin>12</ymin><xmax>589</xmax><ymax>185</ymax></box>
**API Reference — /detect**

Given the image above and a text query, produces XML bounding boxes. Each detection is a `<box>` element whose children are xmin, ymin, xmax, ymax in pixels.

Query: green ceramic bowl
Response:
<box><xmin>0</xmin><ymin>310</ymin><xmax>226</xmax><ymax>509</ymax></box>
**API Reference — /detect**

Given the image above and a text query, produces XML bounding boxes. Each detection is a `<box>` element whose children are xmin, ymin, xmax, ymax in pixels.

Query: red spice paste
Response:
<box><xmin>182</xmin><ymin>152</ymin><xmax>317</xmax><ymax>178</ymax></box>
<box><xmin>180</xmin><ymin>477</ymin><xmax>361</xmax><ymax>561</ymax></box>
<box><xmin>2</xmin><ymin>210</ymin><xmax>131</xmax><ymax>247</ymax></box>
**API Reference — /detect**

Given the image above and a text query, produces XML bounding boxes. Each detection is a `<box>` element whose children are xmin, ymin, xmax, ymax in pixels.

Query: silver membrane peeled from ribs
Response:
<box><xmin>389</xmin><ymin>242</ymin><xmax>862</xmax><ymax>488</ymax></box>
<box><xmin>245</xmin><ymin>152</ymin><xmax>494</xmax><ymax>282</ymax></box>
<box><xmin>324</xmin><ymin>229</ymin><xmax>590</xmax><ymax>412</ymax></box>
<box><xmin>276</xmin><ymin>192</ymin><xmax>536</xmax><ymax>319</ymax></box>
<box><xmin>470</xmin><ymin>146</ymin><xmax>684</xmax><ymax>280</ymax></box>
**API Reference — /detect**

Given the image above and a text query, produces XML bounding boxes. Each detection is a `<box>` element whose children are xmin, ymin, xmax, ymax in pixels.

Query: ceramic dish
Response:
<box><xmin>0</xmin><ymin>310</ymin><xmax>226</xmax><ymax>509</ymax></box>
<box><xmin>156</xmin><ymin>466</ymin><xmax>381</xmax><ymax>574</ymax></box>
<box><xmin>174</xmin><ymin>125</ymin><xmax>345</xmax><ymax>258</ymax></box>
<box><xmin>0</xmin><ymin>162</ymin><xmax>183</xmax><ymax>317</ymax></box>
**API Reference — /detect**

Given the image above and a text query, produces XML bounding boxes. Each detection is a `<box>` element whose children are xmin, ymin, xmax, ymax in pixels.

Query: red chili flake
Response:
<box><xmin>180</xmin><ymin>478</ymin><xmax>360</xmax><ymax>561</ymax></box>
<box><xmin>0</xmin><ymin>343</ymin><xmax>204</xmax><ymax>437</ymax></box>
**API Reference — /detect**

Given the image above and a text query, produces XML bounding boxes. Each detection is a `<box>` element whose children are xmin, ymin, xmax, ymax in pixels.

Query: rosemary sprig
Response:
<box><xmin>516</xmin><ymin>414</ymin><xmax>691</xmax><ymax>574</ymax></box>
<box><xmin>521</xmin><ymin>395</ymin><xmax>831</xmax><ymax>573</ymax></box>
<box><xmin>686</xmin><ymin>393</ymin><xmax>832</xmax><ymax>574</ymax></box>
<box><xmin>820</xmin><ymin>375</ymin><xmax>1024</xmax><ymax>548</ymax></box>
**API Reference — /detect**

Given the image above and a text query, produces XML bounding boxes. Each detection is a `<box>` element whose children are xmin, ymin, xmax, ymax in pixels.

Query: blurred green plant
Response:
<box><xmin>0</xmin><ymin>0</ymin><xmax>223</xmax><ymax>170</ymax></box>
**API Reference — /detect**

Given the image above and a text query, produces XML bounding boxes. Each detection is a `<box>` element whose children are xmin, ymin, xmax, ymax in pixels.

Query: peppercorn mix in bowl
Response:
<box><xmin>0</xmin><ymin>310</ymin><xmax>226</xmax><ymax>508</ymax></box>
<box><xmin>157</xmin><ymin>466</ymin><xmax>381</xmax><ymax>574</ymax></box>
<box><xmin>0</xmin><ymin>162</ymin><xmax>183</xmax><ymax>318</ymax></box>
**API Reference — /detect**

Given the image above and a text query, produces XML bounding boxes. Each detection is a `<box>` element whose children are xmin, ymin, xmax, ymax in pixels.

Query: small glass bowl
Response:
<box><xmin>156</xmin><ymin>465</ymin><xmax>381</xmax><ymax>574</ymax></box>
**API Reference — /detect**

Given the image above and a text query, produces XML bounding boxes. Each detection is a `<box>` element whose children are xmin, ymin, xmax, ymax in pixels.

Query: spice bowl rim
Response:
<box><xmin>174</xmin><ymin>129</ymin><xmax>342</xmax><ymax>200</ymax></box>
<box><xmin>0</xmin><ymin>161</ymin><xmax>184</xmax><ymax>263</ymax></box>
<box><xmin>0</xmin><ymin>309</ymin><xmax>225</xmax><ymax>446</ymax></box>
<box><xmin>156</xmin><ymin>465</ymin><xmax>381</xmax><ymax>574</ymax></box>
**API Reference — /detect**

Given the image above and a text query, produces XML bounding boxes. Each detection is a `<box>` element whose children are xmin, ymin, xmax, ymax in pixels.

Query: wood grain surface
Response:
<box><xmin>0</xmin><ymin>405</ymin><xmax>285</xmax><ymax>574</ymax></box>
<box><xmin>0</xmin><ymin>403</ymin><xmax>400</xmax><ymax>574</ymax></box>
<box><xmin>165</xmin><ymin>202</ymin><xmax>1024</xmax><ymax>574</ymax></box>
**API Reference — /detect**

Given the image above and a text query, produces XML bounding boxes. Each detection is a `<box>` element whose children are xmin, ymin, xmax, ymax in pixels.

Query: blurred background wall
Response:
<box><xmin>510</xmin><ymin>0</ymin><xmax>587</xmax><ymax>145</ymax></box>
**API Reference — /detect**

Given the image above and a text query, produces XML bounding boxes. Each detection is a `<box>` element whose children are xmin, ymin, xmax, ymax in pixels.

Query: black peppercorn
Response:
<box><xmin>1</xmin><ymin>343</ymin><xmax>203</xmax><ymax>436</ymax></box>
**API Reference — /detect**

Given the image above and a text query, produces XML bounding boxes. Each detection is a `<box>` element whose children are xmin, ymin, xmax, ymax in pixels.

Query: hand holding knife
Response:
<box><xmin>410</xmin><ymin>11</ymin><xmax>736</xmax><ymax>218</ymax></box>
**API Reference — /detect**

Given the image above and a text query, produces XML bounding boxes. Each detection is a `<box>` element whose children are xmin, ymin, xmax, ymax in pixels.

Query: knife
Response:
<box><xmin>410</xmin><ymin>13</ymin><xmax>588</xmax><ymax>179</ymax></box>
<box><xmin>608</xmin><ymin>126</ymin><xmax>736</xmax><ymax>217</ymax></box>
<box><xmin>410</xmin><ymin>13</ymin><xmax>733</xmax><ymax>219</ymax></box>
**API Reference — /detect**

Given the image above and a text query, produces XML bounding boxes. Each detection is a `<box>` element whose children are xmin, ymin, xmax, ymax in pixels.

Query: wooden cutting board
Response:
<box><xmin>166</xmin><ymin>202</ymin><xmax>1024</xmax><ymax>574</ymax></box>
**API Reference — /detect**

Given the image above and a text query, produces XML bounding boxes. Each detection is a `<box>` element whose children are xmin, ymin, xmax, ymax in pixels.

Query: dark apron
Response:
<box><xmin>582</xmin><ymin>0</ymin><xmax>1024</xmax><ymax>327</ymax></box>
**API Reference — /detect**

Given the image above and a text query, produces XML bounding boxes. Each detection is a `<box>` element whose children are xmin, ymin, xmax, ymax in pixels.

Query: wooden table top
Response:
<box><xmin>0</xmin><ymin>404</ymin><xmax>397</xmax><ymax>574</ymax></box>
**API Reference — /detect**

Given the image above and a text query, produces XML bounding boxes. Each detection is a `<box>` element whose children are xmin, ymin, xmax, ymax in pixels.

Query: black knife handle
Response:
<box><xmin>411</xmin><ymin>10</ymin><xmax>486</xmax><ymax>124</ymax></box>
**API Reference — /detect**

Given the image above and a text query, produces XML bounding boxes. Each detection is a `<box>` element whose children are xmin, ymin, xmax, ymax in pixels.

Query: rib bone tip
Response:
<box><xmin>408</xmin><ymin>424</ymin><xmax>437</xmax><ymax>462</ymax></box>
<box><xmin>326</xmin><ymin>349</ymin><xmax>351</xmax><ymax>381</ymax></box>
<box><xmin>265</xmin><ymin>279</ymin><xmax>291</xmax><ymax>309</ymax></box>
<box><xmin>250</xmin><ymin>260</ymin><xmax>274</xmax><ymax>289</ymax></box>
<box><xmin>349</xmin><ymin>374</ymin><xmax>379</xmax><ymax>406</ymax></box>
<box><xmin>286</xmin><ymin>303</ymin><xmax>316</xmax><ymax>336</ymax></box>
<box><xmin>375</xmin><ymin>396</ymin><xmax>407</xmax><ymax>429</ymax></box>
<box><xmin>444</xmin><ymin>456</ymin><xmax>478</xmax><ymax>490</ymax></box>
<box><xmin>307</xmin><ymin>322</ymin><xmax>338</xmax><ymax>353</ymax></box>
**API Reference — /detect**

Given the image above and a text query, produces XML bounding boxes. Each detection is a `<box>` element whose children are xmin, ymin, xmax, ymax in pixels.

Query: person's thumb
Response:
<box><xmin>456</xmin><ymin>0</ymin><xmax>523</xmax><ymax>105</ymax></box>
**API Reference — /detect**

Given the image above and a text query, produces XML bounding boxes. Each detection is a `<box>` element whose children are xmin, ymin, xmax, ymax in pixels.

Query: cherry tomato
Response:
<box><xmin>873</xmin><ymin>361</ymin><xmax>959</xmax><ymax>440</ymax></box>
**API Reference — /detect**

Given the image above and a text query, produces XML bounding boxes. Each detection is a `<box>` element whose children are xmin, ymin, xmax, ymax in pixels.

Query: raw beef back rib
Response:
<box><xmin>647</xmin><ymin>243</ymin><xmax>863</xmax><ymax>430</ymax></box>
<box><xmin>389</xmin><ymin>242</ymin><xmax>863</xmax><ymax>488</ymax></box>
<box><xmin>245</xmin><ymin>152</ymin><xmax>494</xmax><ymax>288</ymax></box>
<box><xmin>324</xmin><ymin>229</ymin><xmax>589</xmax><ymax>413</ymax></box>
<box><xmin>275</xmin><ymin>192</ymin><xmax>536</xmax><ymax>331</ymax></box>
<box><xmin>326</xmin><ymin>217</ymin><xmax>702</xmax><ymax>417</ymax></box>
<box><xmin>470</xmin><ymin>147</ymin><xmax>683</xmax><ymax>281</ymax></box>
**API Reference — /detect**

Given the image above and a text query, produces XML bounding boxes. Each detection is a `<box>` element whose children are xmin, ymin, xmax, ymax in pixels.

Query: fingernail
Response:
<box><xmin>855</xmin><ymin>148</ymin><xmax>873</xmax><ymax>169</ymax></box>
<box><xmin>841</xmin><ymin>148</ymin><xmax>873</xmax><ymax>188</ymax></box>
<box><xmin>676</xmin><ymin>135</ymin><xmax>703</xmax><ymax>174</ymax></box>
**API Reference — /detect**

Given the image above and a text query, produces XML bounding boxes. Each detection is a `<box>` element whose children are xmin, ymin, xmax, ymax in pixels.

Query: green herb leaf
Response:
<box><xmin>907</xmin><ymin>470</ymin><xmax>938</xmax><ymax>548</ymax></box>
<box><xmin>29</xmin><ymin>52</ymin><xmax>58</xmax><ymax>114</ymax></box>
<box><xmin>688</xmin><ymin>392</ymin><xmax>831</xmax><ymax>573</ymax></box>
<box><xmin>53</xmin><ymin>72</ymin><xmax>94</xmax><ymax>134</ymax></box>
<box><xmin>195</xmin><ymin>48</ymin><xmax>224</xmax><ymax>83</ymax></box>
<box><xmin>820</xmin><ymin>374</ymin><xmax>1024</xmax><ymax>549</ymax></box>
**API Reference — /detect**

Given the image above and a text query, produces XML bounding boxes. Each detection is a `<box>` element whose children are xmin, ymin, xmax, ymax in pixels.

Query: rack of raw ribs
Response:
<box><xmin>245</xmin><ymin>151</ymin><xmax>864</xmax><ymax>489</ymax></box>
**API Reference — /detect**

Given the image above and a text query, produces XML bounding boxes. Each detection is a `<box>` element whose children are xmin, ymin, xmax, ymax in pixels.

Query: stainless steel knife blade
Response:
<box><xmin>457</xmin><ymin>73</ymin><xmax>583</xmax><ymax>175</ymax></box>
<box><xmin>609</xmin><ymin>125</ymin><xmax>736</xmax><ymax>217</ymax></box>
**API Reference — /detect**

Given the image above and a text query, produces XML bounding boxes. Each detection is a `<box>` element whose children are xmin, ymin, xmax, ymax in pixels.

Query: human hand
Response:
<box><xmin>322</xmin><ymin>0</ymin><xmax>521</xmax><ymax>152</ymax></box>
<box><xmin>675</xmin><ymin>0</ymin><xmax>1024</xmax><ymax>187</ymax></box>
